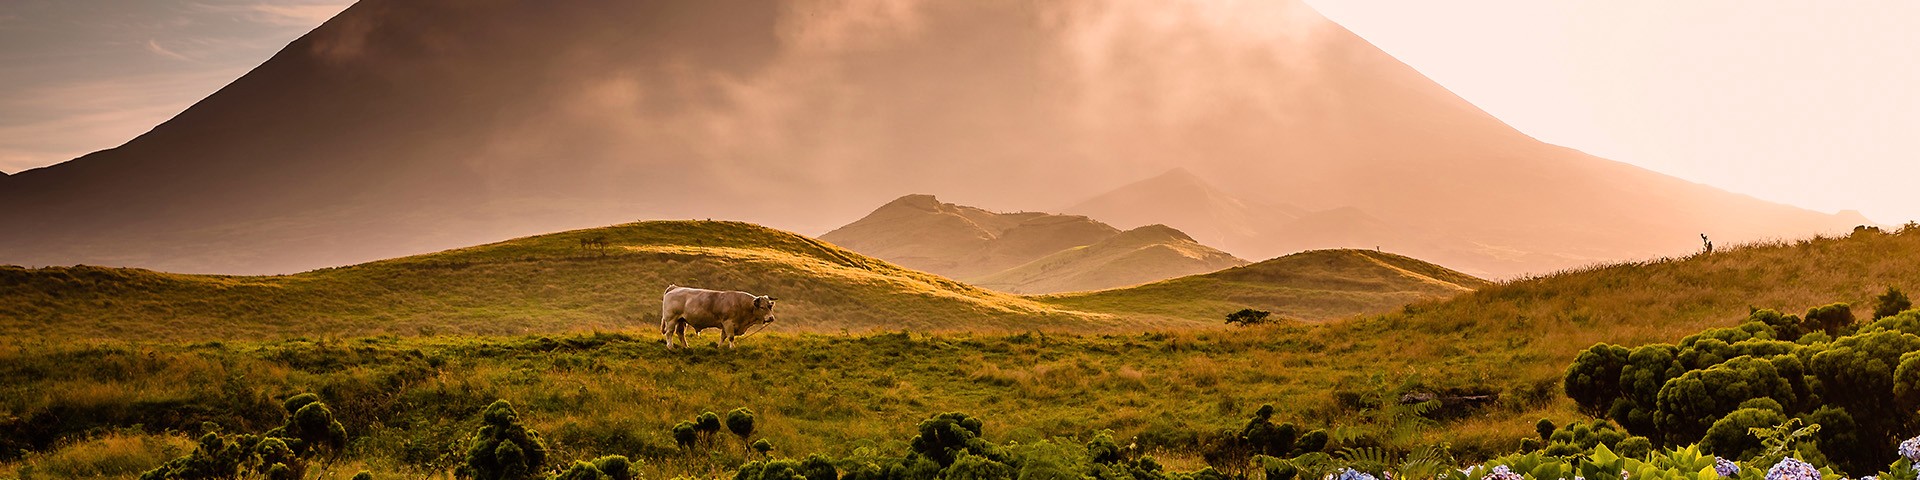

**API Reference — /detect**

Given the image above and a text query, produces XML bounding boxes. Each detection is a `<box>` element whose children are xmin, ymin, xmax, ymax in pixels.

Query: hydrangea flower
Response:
<box><xmin>1765</xmin><ymin>458</ymin><xmax>1819</xmax><ymax>480</ymax></box>
<box><xmin>1328</xmin><ymin>468</ymin><xmax>1379</xmax><ymax>480</ymax></box>
<box><xmin>1901</xmin><ymin>435</ymin><xmax>1920</xmax><ymax>462</ymax></box>
<box><xmin>1483</xmin><ymin>465</ymin><xmax>1523</xmax><ymax>480</ymax></box>
<box><xmin>1714</xmin><ymin>457</ymin><xmax>1741</xmax><ymax>478</ymax></box>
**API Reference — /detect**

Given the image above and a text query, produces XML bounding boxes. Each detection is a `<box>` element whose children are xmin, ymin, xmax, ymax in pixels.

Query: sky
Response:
<box><xmin>1</xmin><ymin>0</ymin><xmax>1915</xmax><ymax>224</ymax></box>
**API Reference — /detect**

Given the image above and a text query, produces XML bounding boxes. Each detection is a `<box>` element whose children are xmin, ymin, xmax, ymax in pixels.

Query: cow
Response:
<box><xmin>660</xmin><ymin>284</ymin><xmax>777</xmax><ymax>349</ymax></box>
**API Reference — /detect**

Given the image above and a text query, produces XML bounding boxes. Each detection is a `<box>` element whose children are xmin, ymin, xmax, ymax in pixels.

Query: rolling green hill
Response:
<box><xmin>0</xmin><ymin>221</ymin><xmax>1167</xmax><ymax>342</ymax></box>
<box><xmin>1044</xmin><ymin>248</ymin><xmax>1491</xmax><ymax>323</ymax></box>
<box><xmin>8</xmin><ymin>227</ymin><xmax>1920</xmax><ymax>479</ymax></box>
<box><xmin>1363</xmin><ymin>225</ymin><xmax>1920</xmax><ymax>383</ymax></box>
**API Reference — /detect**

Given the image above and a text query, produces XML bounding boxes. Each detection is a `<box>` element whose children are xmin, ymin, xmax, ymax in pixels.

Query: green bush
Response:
<box><xmin>908</xmin><ymin>413</ymin><xmax>1003</xmax><ymax>467</ymax></box>
<box><xmin>1225</xmin><ymin>309</ymin><xmax>1273</xmax><ymax>326</ymax></box>
<box><xmin>728</xmin><ymin>408</ymin><xmax>757</xmax><ymax>444</ymax></box>
<box><xmin>1566</xmin><ymin>303</ymin><xmax>1920</xmax><ymax>474</ymax></box>
<box><xmin>460</xmin><ymin>400</ymin><xmax>549</xmax><ymax>480</ymax></box>
<box><xmin>673</xmin><ymin>422</ymin><xmax>698</xmax><ymax>450</ymax></box>
<box><xmin>141</xmin><ymin>394</ymin><xmax>346</xmax><ymax>480</ymax></box>
<box><xmin>1875</xmin><ymin>286</ymin><xmax>1912</xmax><ymax>320</ymax></box>
<box><xmin>1803</xmin><ymin>303</ymin><xmax>1856</xmax><ymax>336</ymax></box>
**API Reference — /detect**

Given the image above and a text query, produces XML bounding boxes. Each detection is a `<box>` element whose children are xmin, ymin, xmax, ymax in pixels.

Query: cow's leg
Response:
<box><xmin>663</xmin><ymin>320</ymin><xmax>681</xmax><ymax>350</ymax></box>
<box><xmin>661</xmin><ymin>307</ymin><xmax>678</xmax><ymax>349</ymax></box>
<box><xmin>674</xmin><ymin>322</ymin><xmax>688</xmax><ymax>350</ymax></box>
<box><xmin>722</xmin><ymin>323</ymin><xmax>736</xmax><ymax>349</ymax></box>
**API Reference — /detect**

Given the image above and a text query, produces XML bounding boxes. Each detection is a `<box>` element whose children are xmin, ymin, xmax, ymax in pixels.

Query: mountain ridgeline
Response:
<box><xmin>821</xmin><ymin>194</ymin><xmax>1247</xmax><ymax>294</ymax></box>
<box><xmin>0</xmin><ymin>0</ymin><xmax>1863</xmax><ymax>278</ymax></box>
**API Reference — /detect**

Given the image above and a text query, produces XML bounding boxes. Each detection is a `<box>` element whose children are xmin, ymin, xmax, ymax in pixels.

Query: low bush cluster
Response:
<box><xmin>1564</xmin><ymin>293</ymin><xmax>1920</xmax><ymax>474</ymax></box>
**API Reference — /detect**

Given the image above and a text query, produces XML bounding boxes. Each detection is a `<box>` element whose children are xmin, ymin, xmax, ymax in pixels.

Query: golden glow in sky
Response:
<box><xmin>1306</xmin><ymin>0</ymin><xmax>1919</xmax><ymax>224</ymax></box>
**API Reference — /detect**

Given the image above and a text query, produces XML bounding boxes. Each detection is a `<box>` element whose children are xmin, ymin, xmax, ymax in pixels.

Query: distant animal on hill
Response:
<box><xmin>660</xmin><ymin>284</ymin><xmax>777</xmax><ymax>349</ymax></box>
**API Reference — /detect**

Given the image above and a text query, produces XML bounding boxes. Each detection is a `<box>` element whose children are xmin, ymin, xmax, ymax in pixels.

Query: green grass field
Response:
<box><xmin>6</xmin><ymin>224</ymin><xmax>1920</xmax><ymax>479</ymax></box>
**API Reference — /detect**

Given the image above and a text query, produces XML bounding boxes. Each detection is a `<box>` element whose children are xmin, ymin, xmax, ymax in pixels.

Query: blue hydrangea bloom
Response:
<box><xmin>1901</xmin><ymin>435</ymin><xmax>1920</xmax><ymax>462</ymax></box>
<box><xmin>1714</xmin><ymin>457</ymin><xmax>1741</xmax><ymax>478</ymax></box>
<box><xmin>1328</xmin><ymin>468</ymin><xmax>1379</xmax><ymax>480</ymax></box>
<box><xmin>1765</xmin><ymin>458</ymin><xmax>1819</xmax><ymax>480</ymax></box>
<box><xmin>1483</xmin><ymin>465</ymin><xmax>1523</xmax><ymax>480</ymax></box>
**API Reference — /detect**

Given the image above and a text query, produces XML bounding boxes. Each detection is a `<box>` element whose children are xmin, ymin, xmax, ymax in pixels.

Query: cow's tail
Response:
<box><xmin>665</xmin><ymin>283</ymin><xmax>678</xmax><ymax>294</ymax></box>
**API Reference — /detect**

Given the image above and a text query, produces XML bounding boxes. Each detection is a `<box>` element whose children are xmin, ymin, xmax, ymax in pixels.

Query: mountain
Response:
<box><xmin>0</xmin><ymin>220</ymin><xmax>1182</xmax><ymax>343</ymax></box>
<box><xmin>1043</xmin><ymin>248</ymin><xmax>1489</xmax><ymax>323</ymax></box>
<box><xmin>0</xmin><ymin>0</ymin><xmax>1863</xmax><ymax>276</ymax></box>
<box><xmin>971</xmin><ymin>224</ymin><xmax>1248</xmax><ymax>294</ymax></box>
<box><xmin>818</xmin><ymin>194</ymin><xmax>1120</xmax><ymax>280</ymax></box>
<box><xmin>1061</xmin><ymin>168</ymin><xmax>1304</xmax><ymax>254</ymax></box>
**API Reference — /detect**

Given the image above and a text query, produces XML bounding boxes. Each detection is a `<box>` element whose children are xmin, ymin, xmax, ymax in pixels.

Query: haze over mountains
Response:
<box><xmin>0</xmin><ymin>0</ymin><xmax>1866</xmax><ymax>277</ymax></box>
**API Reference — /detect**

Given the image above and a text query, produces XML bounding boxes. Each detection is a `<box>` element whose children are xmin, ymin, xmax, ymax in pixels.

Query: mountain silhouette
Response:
<box><xmin>0</xmin><ymin>0</ymin><xmax>1862</xmax><ymax>275</ymax></box>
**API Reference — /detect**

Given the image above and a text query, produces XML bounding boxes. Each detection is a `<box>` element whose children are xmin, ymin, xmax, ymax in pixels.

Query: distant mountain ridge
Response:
<box><xmin>972</xmin><ymin>224</ymin><xmax>1249</xmax><ymax>294</ymax></box>
<box><xmin>821</xmin><ymin>194</ymin><xmax>1246</xmax><ymax>293</ymax></box>
<box><xmin>819</xmin><ymin>194</ymin><xmax>1122</xmax><ymax>280</ymax></box>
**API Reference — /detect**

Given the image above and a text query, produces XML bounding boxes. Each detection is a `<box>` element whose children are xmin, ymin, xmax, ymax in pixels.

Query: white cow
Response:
<box><xmin>660</xmin><ymin>284</ymin><xmax>776</xmax><ymax>349</ymax></box>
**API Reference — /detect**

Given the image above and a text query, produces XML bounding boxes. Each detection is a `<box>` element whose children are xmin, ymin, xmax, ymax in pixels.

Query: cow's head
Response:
<box><xmin>754</xmin><ymin>295</ymin><xmax>778</xmax><ymax>324</ymax></box>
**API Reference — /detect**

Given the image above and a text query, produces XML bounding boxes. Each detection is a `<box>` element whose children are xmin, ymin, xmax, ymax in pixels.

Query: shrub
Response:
<box><xmin>1700</xmin><ymin>408</ymin><xmax>1786</xmax><ymax>460</ymax></box>
<box><xmin>944</xmin><ymin>452</ymin><xmax>1013</xmax><ymax>480</ymax></box>
<box><xmin>728</xmin><ymin>408</ymin><xmax>758</xmax><ymax>444</ymax></box>
<box><xmin>1535</xmin><ymin>419</ymin><xmax>1555</xmax><ymax>441</ymax></box>
<box><xmin>1088</xmin><ymin>431</ymin><xmax>1123</xmax><ymax>465</ymax></box>
<box><xmin>1876</xmin><ymin>287</ymin><xmax>1913</xmax><ymax>320</ymax></box>
<box><xmin>460</xmin><ymin>400</ymin><xmax>549</xmax><ymax>480</ymax></box>
<box><xmin>697</xmin><ymin>412</ymin><xmax>723</xmax><ymax>437</ymax></box>
<box><xmin>141</xmin><ymin>393</ymin><xmax>347</xmax><ymax>480</ymax></box>
<box><xmin>673</xmin><ymin>422</ymin><xmax>698</xmax><ymax>450</ymax></box>
<box><xmin>798</xmin><ymin>453</ymin><xmax>837</xmax><ymax>480</ymax></box>
<box><xmin>908</xmin><ymin>413</ymin><xmax>1002</xmax><ymax>467</ymax></box>
<box><xmin>1226</xmin><ymin>309</ymin><xmax>1273</xmax><ymax>327</ymax></box>
<box><xmin>1803</xmin><ymin>303</ymin><xmax>1856</xmax><ymax>336</ymax></box>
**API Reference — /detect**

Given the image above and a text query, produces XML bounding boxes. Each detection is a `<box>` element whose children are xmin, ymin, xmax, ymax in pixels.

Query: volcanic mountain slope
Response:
<box><xmin>971</xmin><ymin>224</ymin><xmax>1248</xmax><ymax>294</ymax></box>
<box><xmin>0</xmin><ymin>221</ymin><xmax>1169</xmax><ymax>343</ymax></box>
<box><xmin>1062</xmin><ymin>168</ymin><xmax>1305</xmax><ymax>255</ymax></box>
<box><xmin>818</xmin><ymin>194</ymin><xmax>1120</xmax><ymax>280</ymax></box>
<box><xmin>0</xmin><ymin>0</ymin><xmax>1863</xmax><ymax>276</ymax></box>
<box><xmin>1043</xmin><ymin>248</ymin><xmax>1490</xmax><ymax>323</ymax></box>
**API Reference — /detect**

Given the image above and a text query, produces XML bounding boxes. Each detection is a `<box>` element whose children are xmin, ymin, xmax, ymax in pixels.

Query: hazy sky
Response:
<box><xmin>2</xmin><ymin>0</ymin><xmax>1915</xmax><ymax>223</ymax></box>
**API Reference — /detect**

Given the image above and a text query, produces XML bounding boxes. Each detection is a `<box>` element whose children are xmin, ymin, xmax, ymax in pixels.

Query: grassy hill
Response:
<box><xmin>1045</xmin><ymin>248</ymin><xmax>1491</xmax><ymax>322</ymax></box>
<box><xmin>0</xmin><ymin>221</ymin><xmax>1169</xmax><ymax>343</ymax></box>
<box><xmin>9</xmin><ymin>228</ymin><xmax>1920</xmax><ymax>479</ymax></box>
<box><xmin>971</xmin><ymin>225</ymin><xmax>1248</xmax><ymax>294</ymax></box>
<box><xmin>1363</xmin><ymin>226</ymin><xmax>1920</xmax><ymax>383</ymax></box>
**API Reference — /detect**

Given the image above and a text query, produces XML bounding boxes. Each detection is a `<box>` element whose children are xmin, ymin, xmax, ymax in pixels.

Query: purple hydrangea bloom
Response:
<box><xmin>1483</xmin><ymin>465</ymin><xmax>1523</xmax><ymax>480</ymax></box>
<box><xmin>1901</xmin><ymin>435</ymin><xmax>1920</xmax><ymax>462</ymax></box>
<box><xmin>1715</xmin><ymin>457</ymin><xmax>1741</xmax><ymax>477</ymax></box>
<box><xmin>1765</xmin><ymin>458</ymin><xmax>1819</xmax><ymax>480</ymax></box>
<box><xmin>1328</xmin><ymin>468</ymin><xmax>1379</xmax><ymax>480</ymax></box>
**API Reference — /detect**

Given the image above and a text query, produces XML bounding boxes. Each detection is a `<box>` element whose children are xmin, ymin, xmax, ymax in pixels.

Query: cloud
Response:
<box><xmin>246</xmin><ymin>3</ymin><xmax>354</xmax><ymax>26</ymax></box>
<box><xmin>193</xmin><ymin>1</ymin><xmax>355</xmax><ymax>26</ymax></box>
<box><xmin>145</xmin><ymin>39</ymin><xmax>193</xmax><ymax>60</ymax></box>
